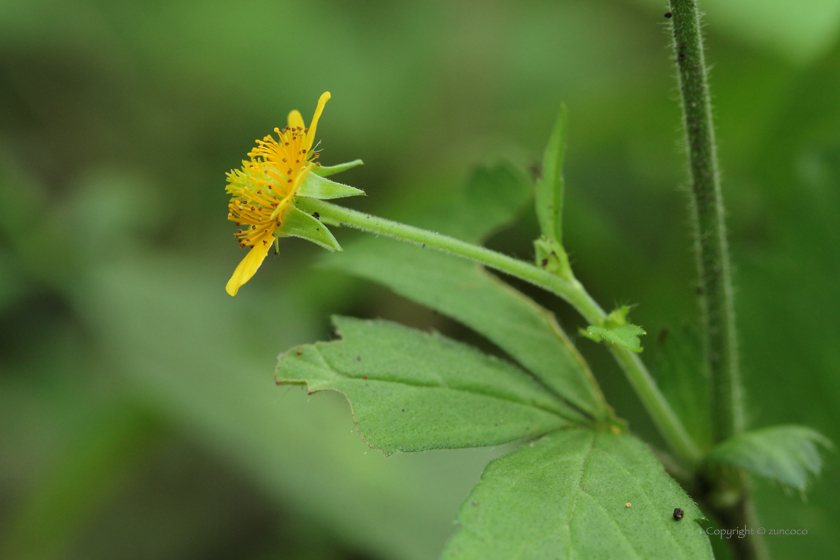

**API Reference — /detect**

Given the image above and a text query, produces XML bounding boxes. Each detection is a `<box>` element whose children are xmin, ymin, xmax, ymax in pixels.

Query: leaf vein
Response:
<box><xmin>564</xmin><ymin>431</ymin><xmax>596</xmax><ymax>560</ymax></box>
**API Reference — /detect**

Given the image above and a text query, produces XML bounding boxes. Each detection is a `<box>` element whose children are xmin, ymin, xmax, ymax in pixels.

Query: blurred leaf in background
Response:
<box><xmin>2</xmin><ymin>0</ymin><xmax>840</xmax><ymax>558</ymax></box>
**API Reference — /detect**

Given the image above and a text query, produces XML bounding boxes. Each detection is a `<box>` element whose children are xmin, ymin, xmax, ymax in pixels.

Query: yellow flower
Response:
<box><xmin>225</xmin><ymin>92</ymin><xmax>331</xmax><ymax>296</ymax></box>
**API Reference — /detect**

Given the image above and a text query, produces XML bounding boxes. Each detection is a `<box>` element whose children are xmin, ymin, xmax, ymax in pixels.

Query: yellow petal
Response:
<box><xmin>303</xmin><ymin>91</ymin><xmax>331</xmax><ymax>154</ymax></box>
<box><xmin>287</xmin><ymin>110</ymin><xmax>305</xmax><ymax>130</ymax></box>
<box><xmin>225</xmin><ymin>235</ymin><xmax>274</xmax><ymax>296</ymax></box>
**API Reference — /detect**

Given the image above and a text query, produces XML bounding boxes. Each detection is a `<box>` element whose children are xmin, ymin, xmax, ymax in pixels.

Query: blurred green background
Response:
<box><xmin>1</xmin><ymin>1</ymin><xmax>839</xmax><ymax>558</ymax></box>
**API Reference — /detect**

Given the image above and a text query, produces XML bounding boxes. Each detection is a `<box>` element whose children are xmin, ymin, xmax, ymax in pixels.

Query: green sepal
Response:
<box><xmin>535</xmin><ymin>104</ymin><xmax>567</xmax><ymax>244</ymax></box>
<box><xmin>312</xmin><ymin>159</ymin><xmax>364</xmax><ymax>177</ymax></box>
<box><xmin>581</xmin><ymin>306</ymin><xmax>646</xmax><ymax>353</ymax></box>
<box><xmin>276</xmin><ymin>205</ymin><xmax>341</xmax><ymax>252</ymax></box>
<box><xmin>297</xmin><ymin>172</ymin><xmax>365</xmax><ymax>200</ymax></box>
<box><xmin>534</xmin><ymin>237</ymin><xmax>573</xmax><ymax>280</ymax></box>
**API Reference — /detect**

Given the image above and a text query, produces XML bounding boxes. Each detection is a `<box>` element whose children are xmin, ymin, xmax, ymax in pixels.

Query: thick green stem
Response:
<box><xmin>669</xmin><ymin>0</ymin><xmax>743</xmax><ymax>442</ymax></box>
<box><xmin>669</xmin><ymin>6</ymin><xmax>761</xmax><ymax>558</ymax></box>
<box><xmin>298</xmin><ymin>197</ymin><xmax>701</xmax><ymax>463</ymax></box>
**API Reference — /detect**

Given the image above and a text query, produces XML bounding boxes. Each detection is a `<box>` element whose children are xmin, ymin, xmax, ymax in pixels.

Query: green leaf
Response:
<box><xmin>276</xmin><ymin>317</ymin><xmax>577</xmax><ymax>455</ymax></box>
<box><xmin>443</xmin><ymin>429</ymin><xmax>713</xmax><ymax>559</ymax></box>
<box><xmin>297</xmin><ymin>171</ymin><xmax>365</xmax><ymax>199</ymax></box>
<box><xmin>582</xmin><ymin>306</ymin><xmax>647</xmax><ymax>352</ymax></box>
<box><xmin>535</xmin><ymin>104</ymin><xmax>567</xmax><ymax>244</ymax></box>
<box><xmin>705</xmin><ymin>425</ymin><xmax>833</xmax><ymax>491</ymax></box>
<box><xmin>325</xmin><ymin>250</ymin><xmax>608</xmax><ymax>421</ymax></box>
<box><xmin>277</xmin><ymin>205</ymin><xmax>341</xmax><ymax>251</ymax></box>
<box><xmin>312</xmin><ymin>159</ymin><xmax>364</xmax><ymax>177</ymax></box>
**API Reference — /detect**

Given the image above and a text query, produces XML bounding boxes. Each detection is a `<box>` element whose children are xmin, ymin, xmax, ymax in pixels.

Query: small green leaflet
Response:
<box><xmin>705</xmin><ymin>425</ymin><xmax>833</xmax><ymax>491</ymax></box>
<box><xmin>443</xmin><ymin>429</ymin><xmax>713</xmax><ymax>559</ymax></box>
<box><xmin>582</xmin><ymin>305</ymin><xmax>647</xmax><ymax>353</ymax></box>
<box><xmin>276</xmin><ymin>317</ymin><xmax>581</xmax><ymax>455</ymax></box>
<box><xmin>535</xmin><ymin>104</ymin><xmax>567</xmax><ymax>244</ymax></box>
<box><xmin>584</xmin><ymin>324</ymin><xmax>647</xmax><ymax>353</ymax></box>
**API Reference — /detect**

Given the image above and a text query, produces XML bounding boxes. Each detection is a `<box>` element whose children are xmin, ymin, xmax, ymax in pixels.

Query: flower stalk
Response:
<box><xmin>295</xmin><ymin>196</ymin><xmax>701</xmax><ymax>463</ymax></box>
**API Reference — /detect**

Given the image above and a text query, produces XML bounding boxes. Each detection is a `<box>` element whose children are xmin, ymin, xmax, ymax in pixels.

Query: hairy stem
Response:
<box><xmin>669</xmin><ymin>0</ymin><xmax>743</xmax><ymax>441</ymax></box>
<box><xmin>298</xmin><ymin>197</ymin><xmax>701</xmax><ymax>463</ymax></box>
<box><xmin>668</xmin><ymin>5</ymin><xmax>761</xmax><ymax>558</ymax></box>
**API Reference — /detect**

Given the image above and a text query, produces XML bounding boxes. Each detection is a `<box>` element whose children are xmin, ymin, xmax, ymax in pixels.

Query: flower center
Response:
<box><xmin>227</xmin><ymin>126</ymin><xmax>320</xmax><ymax>248</ymax></box>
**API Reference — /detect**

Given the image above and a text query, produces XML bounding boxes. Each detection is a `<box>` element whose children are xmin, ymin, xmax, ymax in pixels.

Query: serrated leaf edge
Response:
<box><xmin>274</xmin><ymin>317</ymin><xmax>585</xmax><ymax>456</ymax></box>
